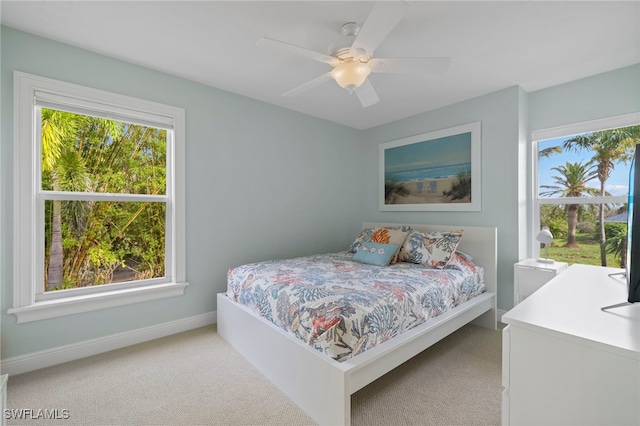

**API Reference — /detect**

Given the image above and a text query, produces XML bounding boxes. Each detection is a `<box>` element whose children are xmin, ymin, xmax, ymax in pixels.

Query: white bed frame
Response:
<box><xmin>217</xmin><ymin>223</ymin><xmax>497</xmax><ymax>425</ymax></box>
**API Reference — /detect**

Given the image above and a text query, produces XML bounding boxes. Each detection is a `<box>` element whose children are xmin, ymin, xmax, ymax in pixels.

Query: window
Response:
<box><xmin>533</xmin><ymin>113</ymin><xmax>640</xmax><ymax>268</ymax></box>
<box><xmin>10</xmin><ymin>72</ymin><xmax>187</xmax><ymax>323</ymax></box>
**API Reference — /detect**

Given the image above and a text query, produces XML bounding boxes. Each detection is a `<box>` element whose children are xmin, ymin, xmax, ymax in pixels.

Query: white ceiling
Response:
<box><xmin>2</xmin><ymin>1</ymin><xmax>639</xmax><ymax>130</ymax></box>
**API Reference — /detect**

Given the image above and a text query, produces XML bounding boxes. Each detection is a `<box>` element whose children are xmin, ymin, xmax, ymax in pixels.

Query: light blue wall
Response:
<box><xmin>526</xmin><ymin>64</ymin><xmax>640</xmax><ymax>259</ymax></box>
<box><xmin>529</xmin><ymin>64</ymin><xmax>640</xmax><ymax>133</ymax></box>
<box><xmin>2</xmin><ymin>25</ymin><xmax>638</xmax><ymax>360</ymax></box>
<box><xmin>0</xmin><ymin>27</ymin><xmax>364</xmax><ymax>359</ymax></box>
<box><xmin>362</xmin><ymin>86</ymin><xmax>526</xmax><ymax>310</ymax></box>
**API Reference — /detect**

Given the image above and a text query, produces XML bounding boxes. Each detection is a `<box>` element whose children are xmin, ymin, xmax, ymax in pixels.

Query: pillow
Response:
<box><xmin>353</xmin><ymin>242</ymin><xmax>399</xmax><ymax>266</ymax></box>
<box><xmin>398</xmin><ymin>230</ymin><xmax>464</xmax><ymax>269</ymax></box>
<box><xmin>348</xmin><ymin>226</ymin><xmax>411</xmax><ymax>252</ymax></box>
<box><xmin>348</xmin><ymin>226</ymin><xmax>411</xmax><ymax>263</ymax></box>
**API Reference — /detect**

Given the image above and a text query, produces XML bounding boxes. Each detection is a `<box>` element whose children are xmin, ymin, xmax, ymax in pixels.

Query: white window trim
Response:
<box><xmin>531</xmin><ymin>112</ymin><xmax>640</xmax><ymax>258</ymax></box>
<box><xmin>9</xmin><ymin>71</ymin><xmax>188</xmax><ymax>323</ymax></box>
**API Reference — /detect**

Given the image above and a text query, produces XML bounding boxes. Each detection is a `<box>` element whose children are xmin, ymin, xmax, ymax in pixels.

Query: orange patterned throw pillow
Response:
<box><xmin>371</xmin><ymin>228</ymin><xmax>392</xmax><ymax>244</ymax></box>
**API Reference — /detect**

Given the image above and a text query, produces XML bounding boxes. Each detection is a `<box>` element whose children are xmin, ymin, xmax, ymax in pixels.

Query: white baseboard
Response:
<box><xmin>1</xmin><ymin>311</ymin><xmax>217</xmax><ymax>376</ymax></box>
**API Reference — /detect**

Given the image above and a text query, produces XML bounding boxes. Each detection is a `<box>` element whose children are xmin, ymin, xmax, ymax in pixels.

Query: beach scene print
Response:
<box><xmin>384</xmin><ymin>132</ymin><xmax>472</xmax><ymax>205</ymax></box>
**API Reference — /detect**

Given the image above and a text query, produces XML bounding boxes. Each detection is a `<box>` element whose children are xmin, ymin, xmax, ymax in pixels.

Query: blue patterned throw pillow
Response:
<box><xmin>352</xmin><ymin>242</ymin><xmax>399</xmax><ymax>266</ymax></box>
<box><xmin>398</xmin><ymin>230</ymin><xmax>464</xmax><ymax>269</ymax></box>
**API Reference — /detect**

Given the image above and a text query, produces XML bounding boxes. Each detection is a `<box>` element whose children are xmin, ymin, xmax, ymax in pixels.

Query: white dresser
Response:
<box><xmin>501</xmin><ymin>264</ymin><xmax>640</xmax><ymax>426</ymax></box>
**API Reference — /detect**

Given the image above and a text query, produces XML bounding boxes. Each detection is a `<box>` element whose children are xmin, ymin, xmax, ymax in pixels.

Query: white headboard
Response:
<box><xmin>362</xmin><ymin>222</ymin><xmax>497</xmax><ymax>295</ymax></box>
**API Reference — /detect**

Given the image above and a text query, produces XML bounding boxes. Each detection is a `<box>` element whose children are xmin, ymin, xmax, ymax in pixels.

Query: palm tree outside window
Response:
<box><xmin>534</xmin><ymin>121</ymin><xmax>640</xmax><ymax>268</ymax></box>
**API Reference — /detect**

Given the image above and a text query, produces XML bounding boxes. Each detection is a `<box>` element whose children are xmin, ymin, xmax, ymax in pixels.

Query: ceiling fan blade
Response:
<box><xmin>257</xmin><ymin>37</ymin><xmax>337</xmax><ymax>65</ymax></box>
<box><xmin>351</xmin><ymin>0</ymin><xmax>409</xmax><ymax>55</ymax></box>
<box><xmin>354</xmin><ymin>79</ymin><xmax>380</xmax><ymax>108</ymax></box>
<box><xmin>282</xmin><ymin>72</ymin><xmax>333</xmax><ymax>97</ymax></box>
<box><xmin>369</xmin><ymin>57</ymin><xmax>451</xmax><ymax>74</ymax></box>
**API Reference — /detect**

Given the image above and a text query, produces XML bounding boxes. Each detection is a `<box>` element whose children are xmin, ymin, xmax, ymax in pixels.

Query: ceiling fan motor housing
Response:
<box><xmin>328</xmin><ymin>22</ymin><xmax>367</xmax><ymax>60</ymax></box>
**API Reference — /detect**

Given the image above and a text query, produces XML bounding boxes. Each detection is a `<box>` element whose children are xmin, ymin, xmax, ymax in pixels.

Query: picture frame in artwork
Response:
<box><xmin>379</xmin><ymin>122</ymin><xmax>481</xmax><ymax>211</ymax></box>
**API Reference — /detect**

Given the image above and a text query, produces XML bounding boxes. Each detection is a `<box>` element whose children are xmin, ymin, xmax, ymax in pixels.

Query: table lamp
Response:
<box><xmin>536</xmin><ymin>227</ymin><xmax>554</xmax><ymax>264</ymax></box>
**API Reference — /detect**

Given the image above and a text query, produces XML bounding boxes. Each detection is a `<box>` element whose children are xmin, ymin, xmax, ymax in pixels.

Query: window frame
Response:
<box><xmin>9</xmin><ymin>71</ymin><xmax>188</xmax><ymax>323</ymax></box>
<box><xmin>531</xmin><ymin>112</ymin><xmax>640</xmax><ymax>259</ymax></box>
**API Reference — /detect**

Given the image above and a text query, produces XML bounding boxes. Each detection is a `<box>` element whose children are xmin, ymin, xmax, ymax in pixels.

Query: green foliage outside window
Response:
<box><xmin>42</xmin><ymin>108</ymin><xmax>167</xmax><ymax>291</ymax></box>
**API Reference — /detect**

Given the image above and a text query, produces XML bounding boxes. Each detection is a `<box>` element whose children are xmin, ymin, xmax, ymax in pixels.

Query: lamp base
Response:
<box><xmin>536</xmin><ymin>258</ymin><xmax>555</xmax><ymax>264</ymax></box>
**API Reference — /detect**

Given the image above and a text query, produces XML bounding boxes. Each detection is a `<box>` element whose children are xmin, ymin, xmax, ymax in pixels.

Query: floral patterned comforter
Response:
<box><xmin>226</xmin><ymin>251</ymin><xmax>485</xmax><ymax>362</ymax></box>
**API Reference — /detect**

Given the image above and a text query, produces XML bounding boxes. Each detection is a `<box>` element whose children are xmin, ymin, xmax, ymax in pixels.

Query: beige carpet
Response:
<box><xmin>6</xmin><ymin>323</ymin><xmax>502</xmax><ymax>425</ymax></box>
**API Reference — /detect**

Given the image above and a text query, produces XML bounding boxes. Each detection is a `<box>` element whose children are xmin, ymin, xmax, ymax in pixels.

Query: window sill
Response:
<box><xmin>8</xmin><ymin>281</ymin><xmax>189</xmax><ymax>324</ymax></box>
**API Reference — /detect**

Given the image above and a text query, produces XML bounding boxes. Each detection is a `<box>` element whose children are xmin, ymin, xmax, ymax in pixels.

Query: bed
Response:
<box><xmin>217</xmin><ymin>223</ymin><xmax>497</xmax><ymax>425</ymax></box>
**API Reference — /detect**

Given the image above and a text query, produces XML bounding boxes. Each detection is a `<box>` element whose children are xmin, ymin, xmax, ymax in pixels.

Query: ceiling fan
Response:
<box><xmin>257</xmin><ymin>0</ymin><xmax>451</xmax><ymax>108</ymax></box>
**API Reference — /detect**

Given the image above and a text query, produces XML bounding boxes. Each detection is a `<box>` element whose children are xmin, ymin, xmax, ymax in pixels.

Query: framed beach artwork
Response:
<box><xmin>379</xmin><ymin>122</ymin><xmax>481</xmax><ymax>211</ymax></box>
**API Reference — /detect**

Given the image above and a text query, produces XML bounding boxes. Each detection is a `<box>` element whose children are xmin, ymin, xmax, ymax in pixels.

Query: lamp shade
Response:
<box><xmin>536</xmin><ymin>227</ymin><xmax>554</xmax><ymax>244</ymax></box>
<box><xmin>331</xmin><ymin>60</ymin><xmax>371</xmax><ymax>92</ymax></box>
<box><xmin>536</xmin><ymin>226</ymin><xmax>554</xmax><ymax>263</ymax></box>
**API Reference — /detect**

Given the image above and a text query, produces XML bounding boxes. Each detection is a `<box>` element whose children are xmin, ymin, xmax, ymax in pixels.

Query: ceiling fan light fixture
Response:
<box><xmin>331</xmin><ymin>60</ymin><xmax>371</xmax><ymax>92</ymax></box>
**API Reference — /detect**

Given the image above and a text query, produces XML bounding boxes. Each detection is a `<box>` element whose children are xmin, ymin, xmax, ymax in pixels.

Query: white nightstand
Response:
<box><xmin>514</xmin><ymin>259</ymin><xmax>568</xmax><ymax>305</ymax></box>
